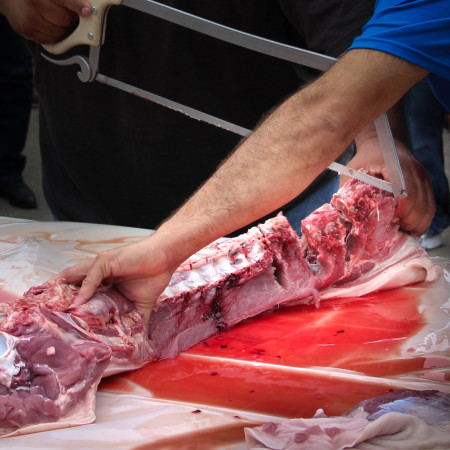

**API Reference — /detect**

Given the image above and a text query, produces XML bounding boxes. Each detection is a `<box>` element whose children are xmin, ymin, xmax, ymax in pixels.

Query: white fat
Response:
<box><xmin>159</xmin><ymin>232</ymin><xmax>267</xmax><ymax>301</ymax></box>
<box><xmin>162</xmin><ymin>247</ymin><xmax>258</xmax><ymax>299</ymax></box>
<box><xmin>190</xmin><ymin>261</ymin><xmax>218</xmax><ymax>284</ymax></box>
<box><xmin>247</xmin><ymin>242</ymin><xmax>265</xmax><ymax>264</ymax></box>
<box><xmin>0</xmin><ymin>332</ymin><xmax>23</xmax><ymax>388</ymax></box>
<box><xmin>214</xmin><ymin>255</ymin><xmax>240</xmax><ymax>276</ymax></box>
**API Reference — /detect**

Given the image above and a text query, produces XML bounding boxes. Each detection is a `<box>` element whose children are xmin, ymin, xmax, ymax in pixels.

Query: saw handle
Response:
<box><xmin>42</xmin><ymin>0</ymin><xmax>122</xmax><ymax>55</ymax></box>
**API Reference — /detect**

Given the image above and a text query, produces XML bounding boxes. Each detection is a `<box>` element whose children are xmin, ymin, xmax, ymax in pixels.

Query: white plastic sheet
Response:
<box><xmin>0</xmin><ymin>217</ymin><xmax>449</xmax><ymax>448</ymax></box>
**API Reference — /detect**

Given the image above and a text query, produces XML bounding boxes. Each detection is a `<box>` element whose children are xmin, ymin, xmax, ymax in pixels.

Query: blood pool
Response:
<box><xmin>102</xmin><ymin>286</ymin><xmax>435</xmax><ymax>418</ymax></box>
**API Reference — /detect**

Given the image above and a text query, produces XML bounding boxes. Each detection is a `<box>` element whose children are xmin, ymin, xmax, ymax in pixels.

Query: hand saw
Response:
<box><xmin>41</xmin><ymin>0</ymin><xmax>407</xmax><ymax>198</ymax></box>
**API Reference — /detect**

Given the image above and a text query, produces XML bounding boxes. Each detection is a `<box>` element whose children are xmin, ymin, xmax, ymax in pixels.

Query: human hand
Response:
<box><xmin>0</xmin><ymin>0</ymin><xmax>92</xmax><ymax>44</ymax></box>
<box><xmin>342</xmin><ymin>139</ymin><xmax>435</xmax><ymax>238</ymax></box>
<box><xmin>54</xmin><ymin>233</ymin><xmax>180</xmax><ymax>326</ymax></box>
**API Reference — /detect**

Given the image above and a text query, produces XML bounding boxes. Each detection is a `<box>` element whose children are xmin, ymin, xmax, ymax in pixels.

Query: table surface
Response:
<box><xmin>1</xmin><ymin>218</ymin><xmax>449</xmax><ymax>449</ymax></box>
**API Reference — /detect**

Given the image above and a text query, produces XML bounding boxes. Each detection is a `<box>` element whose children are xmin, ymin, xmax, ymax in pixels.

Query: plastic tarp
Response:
<box><xmin>0</xmin><ymin>217</ymin><xmax>449</xmax><ymax>449</ymax></box>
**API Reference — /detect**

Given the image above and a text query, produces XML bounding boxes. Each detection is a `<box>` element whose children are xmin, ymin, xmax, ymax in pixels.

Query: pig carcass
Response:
<box><xmin>0</xmin><ymin>178</ymin><xmax>442</xmax><ymax>436</ymax></box>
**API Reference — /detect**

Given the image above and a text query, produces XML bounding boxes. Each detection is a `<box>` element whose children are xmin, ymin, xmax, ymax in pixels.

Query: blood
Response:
<box><xmin>0</xmin><ymin>287</ymin><xmax>19</xmax><ymax>303</ymax></box>
<box><xmin>116</xmin><ymin>353</ymin><xmax>395</xmax><ymax>418</ymax></box>
<box><xmin>185</xmin><ymin>286</ymin><xmax>425</xmax><ymax>376</ymax></box>
<box><xmin>102</xmin><ymin>286</ymin><xmax>430</xmax><ymax>418</ymax></box>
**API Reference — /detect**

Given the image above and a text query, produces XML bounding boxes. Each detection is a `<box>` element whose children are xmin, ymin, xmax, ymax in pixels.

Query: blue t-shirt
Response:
<box><xmin>349</xmin><ymin>0</ymin><xmax>450</xmax><ymax>110</ymax></box>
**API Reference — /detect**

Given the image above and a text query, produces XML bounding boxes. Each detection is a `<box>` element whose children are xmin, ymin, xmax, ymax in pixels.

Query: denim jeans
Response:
<box><xmin>404</xmin><ymin>79</ymin><xmax>450</xmax><ymax>236</ymax></box>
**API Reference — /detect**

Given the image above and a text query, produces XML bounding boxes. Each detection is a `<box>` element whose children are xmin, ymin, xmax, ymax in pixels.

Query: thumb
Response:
<box><xmin>54</xmin><ymin>0</ymin><xmax>93</xmax><ymax>17</ymax></box>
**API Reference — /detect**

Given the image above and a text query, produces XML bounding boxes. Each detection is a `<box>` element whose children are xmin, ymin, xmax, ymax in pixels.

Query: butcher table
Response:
<box><xmin>0</xmin><ymin>217</ymin><xmax>449</xmax><ymax>449</ymax></box>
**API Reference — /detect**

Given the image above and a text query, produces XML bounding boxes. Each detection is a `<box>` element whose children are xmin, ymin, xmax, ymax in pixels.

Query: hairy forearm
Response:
<box><xmin>156</xmin><ymin>75</ymin><xmax>356</xmax><ymax>263</ymax></box>
<box><xmin>156</xmin><ymin>50</ymin><xmax>428</xmax><ymax>268</ymax></box>
<box><xmin>167</xmin><ymin>90</ymin><xmax>348</xmax><ymax>234</ymax></box>
<box><xmin>355</xmin><ymin>98</ymin><xmax>408</xmax><ymax>153</ymax></box>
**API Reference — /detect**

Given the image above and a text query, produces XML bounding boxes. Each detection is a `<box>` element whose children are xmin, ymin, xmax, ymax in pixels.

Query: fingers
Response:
<box><xmin>58</xmin><ymin>243</ymin><xmax>142</xmax><ymax>306</ymax></box>
<box><xmin>50</xmin><ymin>259</ymin><xmax>95</xmax><ymax>307</ymax></box>
<box><xmin>51</xmin><ymin>260</ymin><xmax>92</xmax><ymax>283</ymax></box>
<box><xmin>51</xmin><ymin>250</ymin><xmax>113</xmax><ymax>307</ymax></box>
<box><xmin>4</xmin><ymin>0</ymin><xmax>92</xmax><ymax>44</ymax></box>
<box><xmin>395</xmin><ymin>176</ymin><xmax>435</xmax><ymax>237</ymax></box>
<box><xmin>117</xmin><ymin>270</ymin><xmax>174</xmax><ymax>326</ymax></box>
<box><xmin>54</xmin><ymin>0</ymin><xmax>92</xmax><ymax>17</ymax></box>
<box><xmin>38</xmin><ymin>0</ymin><xmax>92</xmax><ymax>43</ymax></box>
<box><xmin>347</xmin><ymin>137</ymin><xmax>435</xmax><ymax>238</ymax></box>
<box><xmin>118</xmin><ymin>281</ymin><xmax>159</xmax><ymax>327</ymax></box>
<box><xmin>74</xmin><ymin>275</ymin><xmax>104</xmax><ymax>306</ymax></box>
<box><xmin>74</xmin><ymin>252</ymin><xmax>118</xmax><ymax>306</ymax></box>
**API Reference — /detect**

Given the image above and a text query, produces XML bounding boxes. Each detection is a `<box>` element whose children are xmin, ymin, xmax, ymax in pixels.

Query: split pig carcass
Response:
<box><xmin>0</xmin><ymin>177</ymin><xmax>442</xmax><ymax>436</ymax></box>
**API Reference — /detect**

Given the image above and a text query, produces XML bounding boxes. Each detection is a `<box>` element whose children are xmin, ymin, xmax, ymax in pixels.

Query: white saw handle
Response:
<box><xmin>42</xmin><ymin>0</ymin><xmax>122</xmax><ymax>55</ymax></box>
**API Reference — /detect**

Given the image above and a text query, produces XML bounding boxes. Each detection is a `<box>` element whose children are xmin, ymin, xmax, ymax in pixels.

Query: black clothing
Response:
<box><xmin>0</xmin><ymin>16</ymin><xmax>33</xmax><ymax>184</ymax></box>
<box><xmin>34</xmin><ymin>0</ymin><xmax>373</xmax><ymax>229</ymax></box>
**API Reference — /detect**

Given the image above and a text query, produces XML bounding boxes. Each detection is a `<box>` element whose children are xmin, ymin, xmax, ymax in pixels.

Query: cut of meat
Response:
<box><xmin>6</xmin><ymin>281</ymin><xmax>154</xmax><ymax>376</ymax></box>
<box><xmin>0</xmin><ymin>281</ymin><xmax>153</xmax><ymax>437</ymax></box>
<box><xmin>148</xmin><ymin>215</ymin><xmax>319</xmax><ymax>360</ymax></box>
<box><xmin>300</xmin><ymin>203</ymin><xmax>348</xmax><ymax>289</ymax></box>
<box><xmin>0</xmin><ymin>177</ymin><xmax>443</xmax><ymax>437</ymax></box>
<box><xmin>0</xmin><ymin>331</ymin><xmax>109</xmax><ymax>434</ymax></box>
<box><xmin>303</xmin><ymin>177</ymin><xmax>406</xmax><ymax>289</ymax></box>
<box><xmin>148</xmin><ymin>177</ymin><xmax>441</xmax><ymax>359</ymax></box>
<box><xmin>302</xmin><ymin>177</ymin><xmax>441</xmax><ymax>297</ymax></box>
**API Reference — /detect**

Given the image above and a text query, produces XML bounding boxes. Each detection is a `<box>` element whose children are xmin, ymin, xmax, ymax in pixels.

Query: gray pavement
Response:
<box><xmin>1</xmin><ymin>106</ymin><xmax>450</xmax><ymax>259</ymax></box>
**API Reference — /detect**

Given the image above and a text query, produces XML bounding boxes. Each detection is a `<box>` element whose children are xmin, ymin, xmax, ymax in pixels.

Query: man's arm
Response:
<box><xmin>59</xmin><ymin>49</ymin><xmax>431</xmax><ymax>323</ymax></box>
<box><xmin>156</xmin><ymin>50</ymin><xmax>429</xmax><ymax>243</ymax></box>
<box><xmin>0</xmin><ymin>0</ymin><xmax>91</xmax><ymax>43</ymax></box>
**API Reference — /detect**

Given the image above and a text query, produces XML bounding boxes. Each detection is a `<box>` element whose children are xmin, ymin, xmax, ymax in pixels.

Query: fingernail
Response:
<box><xmin>81</xmin><ymin>7</ymin><xmax>92</xmax><ymax>17</ymax></box>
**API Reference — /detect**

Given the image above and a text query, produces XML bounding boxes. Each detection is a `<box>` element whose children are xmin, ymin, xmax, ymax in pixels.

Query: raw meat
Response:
<box><xmin>148</xmin><ymin>178</ymin><xmax>441</xmax><ymax>359</ymax></box>
<box><xmin>148</xmin><ymin>216</ymin><xmax>318</xmax><ymax>360</ymax></box>
<box><xmin>0</xmin><ymin>281</ymin><xmax>153</xmax><ymax>437</ymax></box>
<box><xmin>0</xmin><ymin>177</ymin><xmax>442</xmax><ymax>436</ymax></box>
<box><xmin>245</xmin><ymin>389</ymin><xmax>450</xmax><ymax>449</ymax></box>
<box><xmin>308</xmin><ymin>178</ymin><xmax>441</xmax><ymax>298</ymax></box>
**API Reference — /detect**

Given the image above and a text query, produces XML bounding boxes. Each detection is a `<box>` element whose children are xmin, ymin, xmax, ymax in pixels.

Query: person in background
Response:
<box><xmin>404</xmin><ymin>79</ymin><xmax>450</xmax><ymax>250</ymax></box>
<box><xmin>0</xmin><ymin>15</ymin><xmax>37</xmax><ymax>209</ymax></box>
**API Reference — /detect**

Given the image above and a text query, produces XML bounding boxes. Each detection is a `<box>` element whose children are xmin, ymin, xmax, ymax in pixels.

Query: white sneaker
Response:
<box><xmin>419</xmin><ymin>233</ymin><xmax>443</xmax><ymax>250</ymax></box>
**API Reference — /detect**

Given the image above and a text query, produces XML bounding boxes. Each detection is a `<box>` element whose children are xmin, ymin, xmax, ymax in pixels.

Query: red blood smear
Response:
<box><xmin>121</xmin><ymin>354</ymin><xmax>400</xmax><ymax>418</ymax></box>
<box><xmin>186</xmin><ymin>287</ymin><xmax>426</xmax><ymax>376</ymax></box>
<box><xmin>0</xmin><ymin>287</ymin><xmax>19</xmax><ymax>303</ymax></box>
<box><xmin>101</xmin><ymin>287</ymin><xmax>428</xmax><ymax>418</ymax></box>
